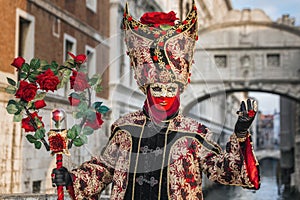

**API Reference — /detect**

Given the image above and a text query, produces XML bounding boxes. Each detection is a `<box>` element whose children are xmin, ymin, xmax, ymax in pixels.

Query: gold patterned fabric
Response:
<box><xmin>70</xmin><ymin>110</ymin><xmax>260</xmax><ymax>200</ymax></box>
<box><xmin>123</xmin><ymin>1</ymin><xmax>198</xmax><ymax>93</ymax></box>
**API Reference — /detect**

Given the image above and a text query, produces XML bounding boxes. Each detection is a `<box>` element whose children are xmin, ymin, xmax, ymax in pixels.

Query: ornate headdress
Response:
<box><xmin>123</xmin><ymin>0</ymin><xmax>198</xmax><ymax>94</ymax></box>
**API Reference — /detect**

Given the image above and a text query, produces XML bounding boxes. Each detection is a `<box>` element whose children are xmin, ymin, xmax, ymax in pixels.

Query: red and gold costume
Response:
<box><xmin>67</xmin><ymin>1</ymin><xmax>260</xmax><ymax>199</ymax></box>
<box><xmin>70</xmin><ymin>109</ymin><xmax>259</xmax><ymax>199</ymax></box>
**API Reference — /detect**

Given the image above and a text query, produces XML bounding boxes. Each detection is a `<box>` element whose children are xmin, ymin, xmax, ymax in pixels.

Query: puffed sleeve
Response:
<box><xmin>199</xmin><ymin>130</ymin><xmax>260</xmax><ymax>190</ymax></box>
<box><xmin>70</xmin><ymin>124</ymin><xmax>124</xmax><ymax>200</ymax></box>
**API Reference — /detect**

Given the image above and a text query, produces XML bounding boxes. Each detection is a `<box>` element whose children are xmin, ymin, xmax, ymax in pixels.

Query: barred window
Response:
<box><xmin>32</xmin><ymin>180</ymin><xmax>41</xmax><ymax>193</ymax></box>
<box><xmin>214</xmin><ymin>55</ymin><xmax>227</xmax><ymax>68</ymax></box>
<box><xmin>267</xmin><ymin>54</ymin><xmax>280</xmax><ymax>67</ymax></box>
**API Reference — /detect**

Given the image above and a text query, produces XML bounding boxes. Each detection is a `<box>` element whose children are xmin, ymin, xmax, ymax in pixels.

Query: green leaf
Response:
<box><xmin>21</xmin><ymin>63</ymin><xmax>30</xmax><ymax>72</ymax></box>
<box><xmin>89</xmin><ymin>74</ymin><xmax>101</xmax><ymax>86</ymax></box>
<box><xmin>34</xmin><ymin>128</ymin><xmax>45</xmax><ymax>139</ymax></box>
<box><xmin>19</xmin><ymin>72</ymin><xmax>27</xmax><ymax>79</ymax></box>
<box><xmin>28</xmin><ymin>74</ymin><xmax>37</xmax><ymax>82</ymax></box>
<box><xmin>26</xmin><ymin>134</ymin><xmax>37</xmax><ymax>143</ymax></box>
<box><xmin>51</xmin><ymin>61</ymin><xmax>58</xmax><ymax>68</ymax></box>
<box><xmin>35</xmin><ymin>92</ymin><xmax>46</xmax><ymax>100</ymax></box>
<box><xmin>69</xmin><ymin>92</ymin><xmax>81</xmax><ymax>99</ymax></box>
<box><xmin>13</xmin><ymin>114</ymin><xmax>23</xmax><ymax>122</ymax></box>
<box><xmin>34</xmin><ymin>117</ymin><xmax>43</xmax><ymax>128</ymax></box>
<box><xmin>50</xmin><ymin>65</ymin><xmax>58</xmax><ymax>73</ymax></box>
<box><xmin>30</xmin><ymin>58</ymin><xmax>41</xmax><ymax>69</ymax></box>
<box><xmin>5</xmin><ymin>85</ymin><xmax>16</xmax><ymax>94</ymax></box>
<box><xmin>92</xmin><ymin>102</ymin><xmax>102</xmax><ymax>109</ymax></box>
<box><xmin>86</xmin><ymin>110</ymin><xmax>96</xmax><ymax>121</ymax></box>
<box><xmin>80</xmin><ymin>134</ymin><xmax>88</xmax><ymax>144</ymax></box>
<box><xmin>42</xmin><ymin>64</ymin><xmax>51</xmax><ymax>71</ymax></box>
<box><xmin>67</xmin><ymin>126</ymin><xmax>79</xmax><ymax>140</ymax></box>
<box><xmin>19</xmin><ymin>100</ymin><xmax>28</xmax><ymax>107</ymax></box>
<box><xmin>82</xmin><ymin>126</ymin><xmax>94</xmax><ymax>135</ymax></box>
<box><xmin>78</xmin><ymin>102</ymin><xmax>88</xmax><ymax>113</ymax></box>
<box><xmin>7</xmin><ymin>99</ymin><xmax>17</xmax><ymax>105</ymax></box>
<box><xmin>7</xmin><ymin>77</ymin><xmax>16</xmax><ymax>86</ymax></box>
<box><xmin>6</xmin><ymin>103</ymin><xmax>19</xmax><ymax>114</ymax></box>
<box><xmin>74</xmin><ymin>124</ymin><xmax>82</xmax><ymax>134</ymax></box>
<box><xmin>94</xmin><ymin>84</ymin><xmax>103</xmax><ymax>93</ymax></box>
<box><xmin>57</xmin><ymin>68</ymin><xmax>72</xmax><ymax>89</ymax></box>
<box><xmin>74</xmin><ymin>112</ymin><xmax>84</xmax><ymax>119</ymax></box>
<box><xmin>96</xmin><ymin>105</ymin><xmax>110</xmax><ymax>114</ymax></box>
<box><xmin>34</xmin><ymin>141</ymin><xmax>42</xmax><ymax>149</ymax></box>
<box><xmin>40</xmin><ymin>60</ymin><xmax>49</xmax><ymax>68</ymax></box>
<box><xmin>73</xmin><ymin>137</ymin><xmax>84</xmax><ymax>147</ymax></box>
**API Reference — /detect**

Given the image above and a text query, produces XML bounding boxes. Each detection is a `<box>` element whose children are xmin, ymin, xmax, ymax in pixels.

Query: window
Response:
<box><xmin>240</xmin><ymin>55</ymin><xmax>250</xmax><ymax>68</ymax></box>
<box><xmin>214</xmin><ymin>55</ymin><xmax>227</xmax><ymax>68</ymax></box>
<box><xmin>86</xmin><ymin>0</ymin><xmax>97</xmax><ymax>13</ymax></box>
<box><xmin>16</xmin><ymin>9</ymin><xmax>35</xmax><ymax>60</ymax></box>
<box><xmin>63</xmin><ymin>33</ymin><xmax>76</xmax><ymax>63</ymax></box>
<box><xmin>85</xmin><ymin>45</ymin><xmax>96</xmax><ymax>76</ymax></box>
<box><xmin>61</xmin><ymin>34</ymin><xmax>77</xmax><ymax>96</ymax></box>
<box><xmin>52</xmin><ymin>17</ymin><xmax>61</xmax><ymax>38</ymax></box>
<box><xmin>267</xmin><ymin>54</ymin><xmax>280</xmax><ymax>67</ymax></box>
<box><xmin>32</xmin><ymin>180</ymin><xmax>41</xmax><ymax>193</ymax></box>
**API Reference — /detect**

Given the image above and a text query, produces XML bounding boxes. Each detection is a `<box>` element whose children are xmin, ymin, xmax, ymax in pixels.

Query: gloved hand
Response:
<box><xmin>51</xmin><ymin>166</ymin><xmax>73</xmax><ymax>187</ymax></box>
<box><xmin>234</xmin><ymin>99</ymin><xmax>257</xmax><ymax>139</ymax></box>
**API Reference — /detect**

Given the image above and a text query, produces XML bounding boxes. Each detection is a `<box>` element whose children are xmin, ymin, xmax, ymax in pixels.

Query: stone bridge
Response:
<box><xmin>255</xmin><ymin>149</ymin><xmax>280</xmax><ymax>161</ymax></box>
<box><xmin>181</xmin><ymin>9</ymin><xmax>300</xmax><ymax>114</ymax></box>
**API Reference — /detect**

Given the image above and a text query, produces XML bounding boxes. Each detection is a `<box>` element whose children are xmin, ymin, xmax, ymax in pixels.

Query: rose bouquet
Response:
<box><xmin>6</xmin><ymin>52</ymin><xmax>109</xmax><ymax>150</ymax></box>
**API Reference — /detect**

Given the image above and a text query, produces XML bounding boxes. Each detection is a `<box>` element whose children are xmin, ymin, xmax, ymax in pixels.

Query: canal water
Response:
<box><xmin>203</xmin><ymin>158</ymin><xmax>299</xmax><ymax>200</ymax></box>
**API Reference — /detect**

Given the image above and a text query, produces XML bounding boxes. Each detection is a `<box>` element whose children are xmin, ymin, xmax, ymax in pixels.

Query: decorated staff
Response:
<box><xmin>49</xmin><ymin>109</ymin><xmax>69</xmax><ymax>200</ymax></box>
<box><xmin>5</xmin><ymin>52</ymin><xmax>109</xmax><ymax>199</ymax></box>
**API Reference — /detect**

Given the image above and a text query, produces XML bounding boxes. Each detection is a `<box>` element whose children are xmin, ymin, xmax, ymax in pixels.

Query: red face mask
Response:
<box><xmin>144</xmin><ymin>83</ymin><xmax>180</xmax><ymax>122</ymax></box>
<box><xmin>150</xmin><ymin>96</ymin><xmax>177</xmax><ymax>111</ymax></box>
<box><xmin>148</xmin><ymin>82</ymin><xmax>180</xmax><ymax>111</ymax></box>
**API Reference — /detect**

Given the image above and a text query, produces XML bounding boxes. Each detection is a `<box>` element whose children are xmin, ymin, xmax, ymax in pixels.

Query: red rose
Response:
<box><xmin>140</xmin><ymin>11</ymin><xmax>178</xmax><ymax>26</ymax></box>
<box><xmin>15</xmin><ymin>81</ymin><xmax>37</xmax><ymax>102</ymax></box>
<box><xmin>34</xmin><ymin>100</ymin><xmax>47</xmax><ymax>109</ymax></box>
<box><xmin>68</xmin><ymin>52</ymin><xmax>87</xmax><ymax>64</ymax></box>
<box><xmin>48</xmin><ymin>133</ymin><xmax>67</xmax><ymax>152</ymax></box>
<box><xmin>68</xmin><ymin>96</ymin><xmax>81</xmax><ymax>106</ymax></box>
<box><xmin>52</xmin><ymin>109</ymin><xmax>64</xmax><ymax>123</ymax></box>
<box><xmin>36</xmin><ymin>69</ymin><xmax>60</xmax><ymax>92</ymax></box>
<box><xmin>85</xmin><ymin>112</ymin><xmax>104</xmax><ymax>130</ymax></box>
<box><xmin>11</xmin><ymin>56</ymin><xmax>25</xmax><ymax>69</ymax></box>
<box><xmin>70</xmin><ymin>71</ymin><xmax>90</xmax><ymax>91</ymax></box>
<box><xmin>22</xmin><ymin>112</ymin><xmax>44</xmax><ymax>132</ymax></box>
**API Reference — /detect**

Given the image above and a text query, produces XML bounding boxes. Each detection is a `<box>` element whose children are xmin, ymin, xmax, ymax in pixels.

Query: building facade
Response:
<box><xmin>0</xmin><ymin>0</ymin><xmax>110</xmax><ymax>194</ymax></box>
<box><xmin>257</xmin><ymin>113</ymin><xmax>275</xmax><ymax>149</ymax></box>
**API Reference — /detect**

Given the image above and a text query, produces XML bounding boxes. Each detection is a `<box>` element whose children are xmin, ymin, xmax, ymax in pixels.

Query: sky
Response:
<box><xmin>231</xmin><ymin>0</ymin><xmax>300</xmax><ymax>26</ymax></box>
<box><xmin>249</xmin><ymin>92</ymin><xmax>279</xmax><ymax>115</ymax></box>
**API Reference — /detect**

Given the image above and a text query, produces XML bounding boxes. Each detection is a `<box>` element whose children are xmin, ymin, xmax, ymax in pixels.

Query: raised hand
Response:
<box><xmin>51</xmin><ymin>166</ymin><xmax>73</xmax><ymax>187</ymax></box>
<box><xmin>234</xmin><ymin>99</ymin><xmax>257</xmax><ymax>139</ymax></box>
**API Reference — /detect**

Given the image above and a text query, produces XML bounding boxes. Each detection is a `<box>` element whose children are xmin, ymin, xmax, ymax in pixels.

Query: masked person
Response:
<box><xmin>52</xmin><ymin>1</ymin><xmax>260</xmax><ymax>199</ymax></box>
